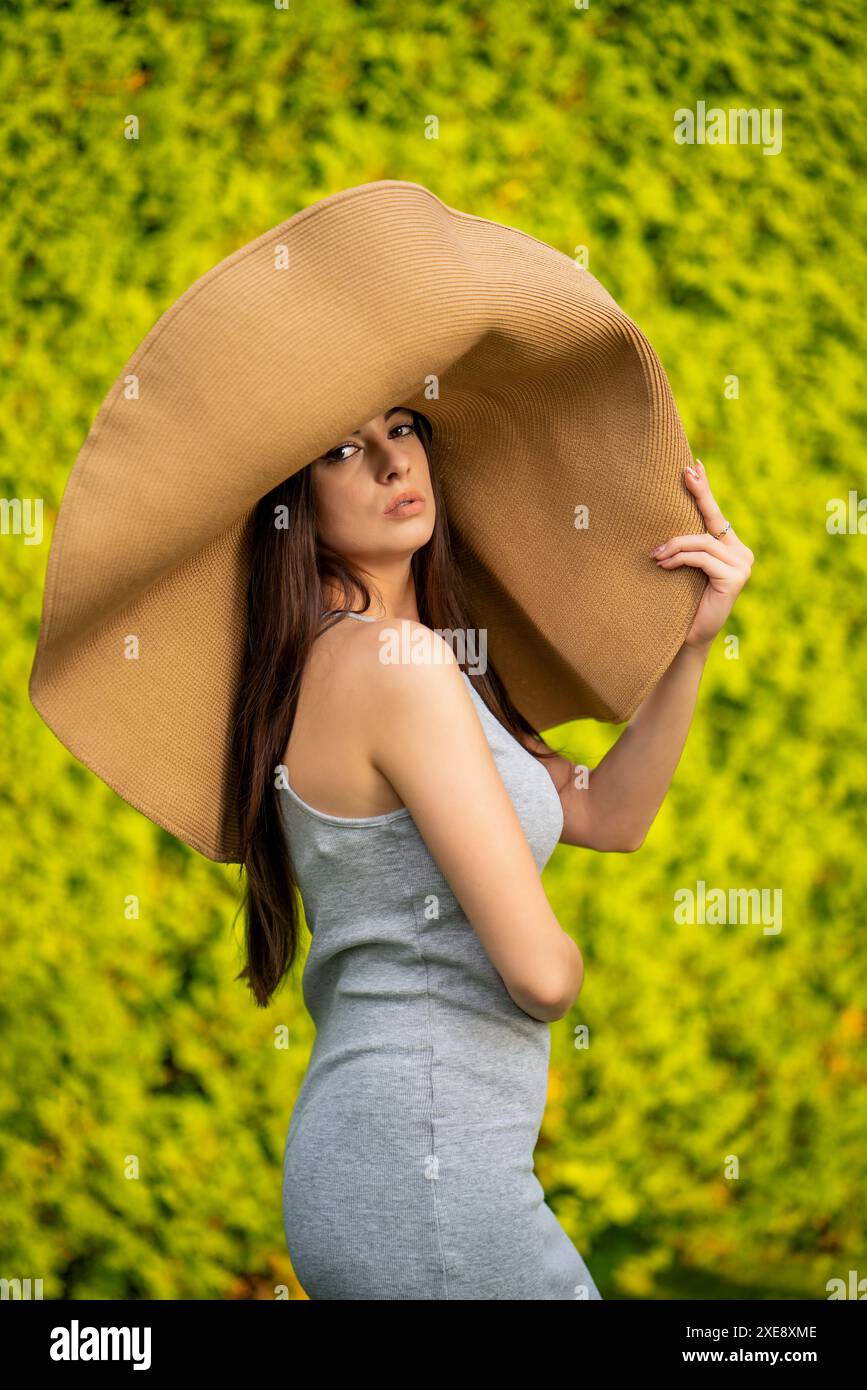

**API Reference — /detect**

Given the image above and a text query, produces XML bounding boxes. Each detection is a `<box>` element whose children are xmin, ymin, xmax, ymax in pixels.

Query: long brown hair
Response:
<box><xmin>231</xmin><ymin>409</ymin><xmax>560</xmax><ymax>1007</ymax></box>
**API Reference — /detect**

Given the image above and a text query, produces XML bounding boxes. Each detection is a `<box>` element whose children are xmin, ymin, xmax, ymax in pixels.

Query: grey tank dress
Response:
<box><xmin>279</xmin><ymin>610</ymin><xmax>602</xmax><ymax>1301</ymax></box>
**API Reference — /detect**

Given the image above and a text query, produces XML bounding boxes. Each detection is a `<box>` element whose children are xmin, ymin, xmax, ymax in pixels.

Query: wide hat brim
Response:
<box><xmin>29</xmin><ymin>179</ymin><xmax>704</xmax><ymax>863</ymax></box>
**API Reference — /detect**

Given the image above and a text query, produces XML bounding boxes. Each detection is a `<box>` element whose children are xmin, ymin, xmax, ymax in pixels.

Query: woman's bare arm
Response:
<box><xmin>523</xmin><ymin>642</ymin><xmax>710</xmax><ymax>851</ymax></box>
<box><xmin>359</xmin><ymin>621</ymin><xmax>583</xmax><ymax>1023</ymax></box>
<box><xmin>523</xmin><ymin>459</ymin><xmax>753</xmax><ymax>852</ymax></box>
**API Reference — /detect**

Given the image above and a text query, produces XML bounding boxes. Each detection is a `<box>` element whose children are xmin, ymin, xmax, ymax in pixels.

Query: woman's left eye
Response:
<box><xmin>392</xmin><ymin>422</ymin><xmax>415</xmax><ymax>438</ymax></box>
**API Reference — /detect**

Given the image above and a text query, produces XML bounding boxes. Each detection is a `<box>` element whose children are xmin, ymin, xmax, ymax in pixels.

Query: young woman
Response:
<box><xmin>231</xmin><ymin>404</ymin><xmax>753</xmax><ymax>1300</ymax></box>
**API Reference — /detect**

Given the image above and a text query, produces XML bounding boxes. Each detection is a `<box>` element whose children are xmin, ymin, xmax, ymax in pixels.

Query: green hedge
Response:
<box><xmin>1</xmin><ymin>0</ymin><xmax>864</xmax><ymax>1298</ymax></box>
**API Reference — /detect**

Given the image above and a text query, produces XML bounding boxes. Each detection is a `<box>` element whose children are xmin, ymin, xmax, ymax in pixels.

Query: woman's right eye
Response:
<box><xmin>321</xmin><ymin>444</ymin><xmax>354</xmax><ymax>464</ymax></box>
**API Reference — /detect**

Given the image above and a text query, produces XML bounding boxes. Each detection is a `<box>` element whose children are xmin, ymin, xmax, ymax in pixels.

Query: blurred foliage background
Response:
<box><xmin>2</xmin><ymin>0</ymin><xmax>864</xmax><ymax>1300</ymax></box>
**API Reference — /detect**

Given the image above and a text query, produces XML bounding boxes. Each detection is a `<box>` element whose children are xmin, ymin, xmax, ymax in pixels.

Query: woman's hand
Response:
<box><xmin>651</xmin><ymin>458</ymin><xmax>754</xmax><ymax>652</ymax></box>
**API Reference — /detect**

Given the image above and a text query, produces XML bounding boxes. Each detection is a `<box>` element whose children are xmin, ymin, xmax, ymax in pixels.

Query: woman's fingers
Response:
<box><xmin>656</xmin><ymin>461</ymin><xmax>755</xmax><ymax>646</ymax></box>
<box><xmin>685</xmin><ymin>458</ymin><xmax>731</xmax><ymax>539</ymax></box>
<box><xmin>683</xmin><ymin>458</ymin><xmax>755</xmax><ymax>565</ymax></box>
<box><xmin>652</xmin><ymin>532</ymin><xmax>730</xmax><ymax>562</ymax></box>
<box><xmin>655</xmin><ymin>549</ymin><xmax>731</xmax><ymax>581</ymax></box>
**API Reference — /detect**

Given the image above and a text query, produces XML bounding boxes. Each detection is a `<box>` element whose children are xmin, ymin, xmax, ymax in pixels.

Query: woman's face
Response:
<box><xmin>311</xmin><ymin>407</ymin><xmax>435</xmax><ymax>559</ymax></box>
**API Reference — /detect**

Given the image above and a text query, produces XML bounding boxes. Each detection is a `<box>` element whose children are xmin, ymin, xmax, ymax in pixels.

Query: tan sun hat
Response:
<box><xmin>29</xmin><ymin>178</ymin><xmax>704</xmax><ymax>863</ymax></box>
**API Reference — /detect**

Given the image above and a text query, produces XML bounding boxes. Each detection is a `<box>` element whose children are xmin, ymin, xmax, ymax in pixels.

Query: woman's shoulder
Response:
<box><xmin>318</xmin><ymin>617</ymin><xmax>466</xmax><ymax>729</ymax></box>
<box><xmin>344</xmin><ymin>617</ymin><xmax>462</xmax><ymax>689</ymax></box>
<box><xmin>288</xmin><ymin>617</ymin><xmax>472</xmax><ymax>815</ymax></box>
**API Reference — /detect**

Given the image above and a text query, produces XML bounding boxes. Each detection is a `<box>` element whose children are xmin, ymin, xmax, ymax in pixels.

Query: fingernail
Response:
<box><xmin>685</xmin><ymin>464</ymin><xmax>698</xmax><ymax>477</ymax></box>
<box><xmin>651</xmin><ymin>543</ymin><xmax>666</xmax><ymax>555</ymax></box>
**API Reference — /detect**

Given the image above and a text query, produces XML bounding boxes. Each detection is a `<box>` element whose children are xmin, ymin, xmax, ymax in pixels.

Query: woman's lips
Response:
<box><xmin>383</xmin><ymin>497</ymin><xmax>425</xmax><ymax>518</ymax></box>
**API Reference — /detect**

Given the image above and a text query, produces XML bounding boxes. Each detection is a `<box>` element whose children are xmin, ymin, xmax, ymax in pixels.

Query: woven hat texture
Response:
<box><xmin>29</xmin><ymin>179</ymin><xmax>704</xmax><ymax>861</ymax></box>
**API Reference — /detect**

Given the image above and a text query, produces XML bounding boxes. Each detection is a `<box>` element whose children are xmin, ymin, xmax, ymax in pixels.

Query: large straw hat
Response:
<box><xmin>29</xmin><ymin>179</ymin><xmax>704</xmax><ymax>863</ymax></box>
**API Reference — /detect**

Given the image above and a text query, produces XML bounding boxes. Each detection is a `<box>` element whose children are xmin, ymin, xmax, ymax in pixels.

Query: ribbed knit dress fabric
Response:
<box><xmin>280</xmin><ymin>611</ymin><xmax>602</xmax><ymax>1300</ymax></box>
